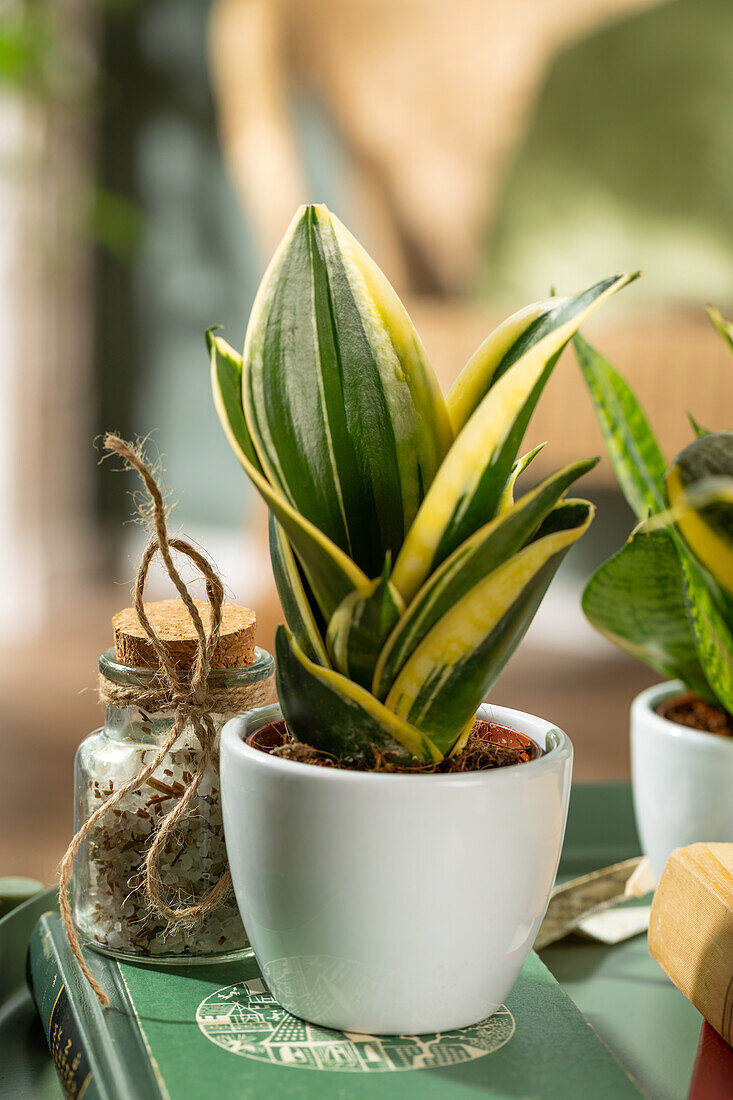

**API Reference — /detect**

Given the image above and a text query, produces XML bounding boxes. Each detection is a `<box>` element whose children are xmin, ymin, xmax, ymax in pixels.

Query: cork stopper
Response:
<box><xmin>112</xmin><ymin>599</ymin><xmax>257</xmax><ymax>671</ymax></box>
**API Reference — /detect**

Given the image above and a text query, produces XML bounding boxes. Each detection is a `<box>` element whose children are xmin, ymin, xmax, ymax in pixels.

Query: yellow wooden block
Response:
<box><xmin>649</xmin><ymin>843</ymin><xmax>733</xmax><ymax>1045</ymax></box>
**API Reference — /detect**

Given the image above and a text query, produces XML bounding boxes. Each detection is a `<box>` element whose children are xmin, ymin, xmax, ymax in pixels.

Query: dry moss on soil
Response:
<box><xmin>255</xmin><ymin>719</ymin><xmax>540</xmax><ymax>772</ymax></box>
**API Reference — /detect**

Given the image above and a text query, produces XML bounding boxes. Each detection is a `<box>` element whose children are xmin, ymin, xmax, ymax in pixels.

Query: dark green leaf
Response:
<box><xmin>582</xmin><ymin>527</ymin><xmax>712</xmax><ymax>699</ymax></box>
<box><xmin>677</xmin><ymin>542</ymin><xmax>733</xmax><ymax>712</ymax></box>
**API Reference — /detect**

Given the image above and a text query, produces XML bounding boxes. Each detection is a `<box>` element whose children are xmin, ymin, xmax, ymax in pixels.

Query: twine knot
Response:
<box><xmin>58</xmin><ymin>435</ymin><xmax>273</xmax><ymax>1006</ymax></box>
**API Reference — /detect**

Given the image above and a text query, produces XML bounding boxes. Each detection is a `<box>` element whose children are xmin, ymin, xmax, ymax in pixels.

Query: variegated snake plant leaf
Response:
<box><xmin>211</xmin><ymin>203</ymin><xmax>635</xmax><ymax>763</ymax></box>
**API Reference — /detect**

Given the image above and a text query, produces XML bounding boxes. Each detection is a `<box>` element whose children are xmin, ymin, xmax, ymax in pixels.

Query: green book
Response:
<box><xmin>28</xmin><ymin>912</ymin><xmax>642</xmax><ymax>1099</ymax></box>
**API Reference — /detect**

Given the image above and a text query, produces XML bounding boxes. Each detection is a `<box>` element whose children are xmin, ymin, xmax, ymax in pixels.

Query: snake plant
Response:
<box><xmin>210</xmin><ymin>203</ymin><xmax>634</xmax><ymax>764</ymax></box>
<box><xmin>577</xmin><ymin>309</ymin><xmax>733</xmax><ymax>716</ymax></box>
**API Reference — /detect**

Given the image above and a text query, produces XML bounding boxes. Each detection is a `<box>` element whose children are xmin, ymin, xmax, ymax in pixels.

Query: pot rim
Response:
<box><xmin>632</xmin><ymin>679</ymin><xmax>733</xmax><ymax>751</ymax></box>
<box><xmin>221</xmin><ymin>701</ymin><xmax>572</xmax><ymax>786</ymax></box>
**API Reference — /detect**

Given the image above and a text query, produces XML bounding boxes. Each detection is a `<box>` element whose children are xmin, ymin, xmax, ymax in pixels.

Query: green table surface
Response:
<box><xmin>0</xmin><ymin>783</ymin><xmax>704</xmax><ymax>1099</ymax></box>
<box><xmin>544</xmin><ymin>783</ymin><xmax>702</xmax><ymax>1100</ymax></box>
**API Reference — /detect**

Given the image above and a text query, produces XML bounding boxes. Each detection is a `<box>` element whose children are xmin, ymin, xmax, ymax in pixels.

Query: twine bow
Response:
<box><xmin>59</xmin><ymin>435</ymin><xmax>269</xmax><ymax>1006</ymax></box>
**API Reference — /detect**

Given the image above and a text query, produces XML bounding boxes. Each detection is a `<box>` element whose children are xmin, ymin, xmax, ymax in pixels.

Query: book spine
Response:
<box><xmin>649</xmin><ymin>842</ymin><xmax>733</xmax><ymax>1046</ymax></box>
<box><xmin>27</xmin><ymin>914</ymin><xmax>100</xmax><ymax>1100</ymax></box>
<box><xmin>28</xmin><ymin>913</ymin><xmax>167</xmax><ymax>1100</ymax></box>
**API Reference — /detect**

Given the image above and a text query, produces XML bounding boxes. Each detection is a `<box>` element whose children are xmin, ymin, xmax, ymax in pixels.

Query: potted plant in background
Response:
<box><xmin>576</xmin><ymin>311</ymin><xmax>733</xmax><ymax>880</ymax></box>
<box><xmin>209</xmin><ymin>203</ymin><xmax>634</xmax><ymax>1033</ymax></box>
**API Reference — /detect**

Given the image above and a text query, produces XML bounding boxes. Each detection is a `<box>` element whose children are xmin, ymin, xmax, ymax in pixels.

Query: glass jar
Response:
<box><xmin>73</xmin><ymin>645</ymin><xmax>274</xmax><ymax>961</ymax></box>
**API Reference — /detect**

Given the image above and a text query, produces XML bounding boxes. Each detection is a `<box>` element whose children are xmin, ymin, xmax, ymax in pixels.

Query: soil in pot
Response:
<box><xmin>246</xmin><ymin>718</ymin><xmax>541</xmax><ymax>773</ymax></box>
<box><xmin>657</xmin><ymin>693</ymin><xmax>733</xmax><ymax>737</ymax></box>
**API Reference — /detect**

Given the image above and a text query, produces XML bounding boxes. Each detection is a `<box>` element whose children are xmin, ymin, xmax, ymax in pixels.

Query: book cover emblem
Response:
<box><xmin>196</xmin><ymin>976</ymin><xmax>515</xmax><ymax>1073</ymax></box>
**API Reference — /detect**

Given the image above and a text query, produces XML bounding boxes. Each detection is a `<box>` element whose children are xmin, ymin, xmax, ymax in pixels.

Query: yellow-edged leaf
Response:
<box><xmin>385</xmin><ymin>501</ymin><xmax>594</xmax><ymax>752</ymax></box>
<box><xmin>269</xmin><ymin>514</ymin><xmax>329</xmax><ymax>666</ymax></box>
<box><xmin>210</xmin><ymin>331</ymin><xmax>367</xmax><ymax>617</ymax></box>
<box><xmin>276</xmin><ymin>626</ymin><xmax>442</xmax><ymax>764</ymax></box>
<box><xmin>326</xmin><ymin>558</ymin><xmax>404</xmax><ymax>689</ymax></box>
<box><xmin>241</xmin><ymin>204</ymin><xmax>452</xmax><ymax>577</ymax></box>
<box><xmin>392</xmin><ymin>274</ymin><xmax>632</xmax><ymax>604</ymax></box>
<box><xmin>446</xmin><ymin>298</ymin><xmax>559</xmax><ymax>434</ymax></box>
<box><xmin>499</xmin><ymin>443</ymin><xmax>547</xmax><ymax>513</ymax></box>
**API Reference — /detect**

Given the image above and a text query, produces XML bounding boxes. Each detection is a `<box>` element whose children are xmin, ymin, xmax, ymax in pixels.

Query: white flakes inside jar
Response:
<box><xmin>75</xmin><ymin>725</ymin><xmax>248</xmax><ymax>958</ymax></box>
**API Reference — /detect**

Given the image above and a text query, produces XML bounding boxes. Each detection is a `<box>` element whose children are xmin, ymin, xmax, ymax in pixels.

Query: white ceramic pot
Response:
<box><xmin>220</xmin><ymin>701</ymin><xmax>572</xmax><ymax>1034</ymax></box>
<box><xmin>631</xmin><ymin>681</ymin><xmax>733</xmax><ymax>881</ymax></box>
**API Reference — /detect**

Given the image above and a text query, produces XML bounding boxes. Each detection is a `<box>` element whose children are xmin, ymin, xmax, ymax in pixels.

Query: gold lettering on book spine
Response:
<box><xmin>48</xmin><ymin>982</ymin><xmax>94</xmax><ymax>1099</ymax></box>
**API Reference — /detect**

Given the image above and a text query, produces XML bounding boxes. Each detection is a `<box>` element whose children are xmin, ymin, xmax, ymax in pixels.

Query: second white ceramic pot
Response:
<box><xmin>632</xmin><ymin>681</ymin><xmax>733</xmax><ymax>881</ymax></box>
<box><xmin>220</xmin><ymin>701</ymin><xmax>572</xmax><ymax>1034</ymax></box>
